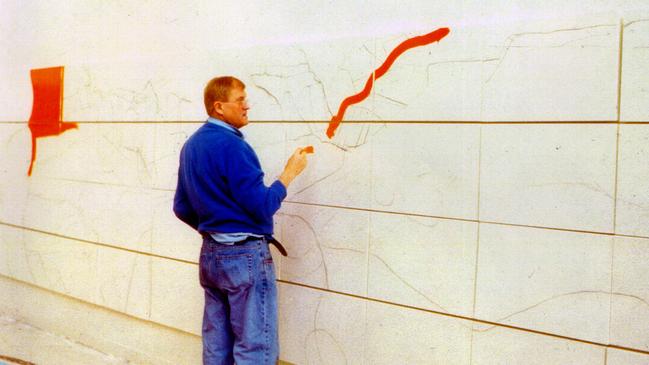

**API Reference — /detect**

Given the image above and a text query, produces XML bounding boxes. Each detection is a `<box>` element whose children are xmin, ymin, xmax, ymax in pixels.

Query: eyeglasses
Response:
<box><xmin>218</xmin><ymin>99</ymin><xmax>249</xmax><ymax>107</ymax></box>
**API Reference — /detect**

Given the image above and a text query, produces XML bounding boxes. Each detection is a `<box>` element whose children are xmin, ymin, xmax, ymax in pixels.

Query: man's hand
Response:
<box><xmin>279</xmin><ymin>146</ymin><xmax>311</xmax><ymax>188</ymax></box>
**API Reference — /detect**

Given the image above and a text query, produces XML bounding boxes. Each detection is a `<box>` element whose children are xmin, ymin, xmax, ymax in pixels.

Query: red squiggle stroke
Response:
<box><xmin>27</xmin><ymin>66</ymin><xmax>78</xmax><ymax>176</ymax></box>
<box><xmin>326</xmin><ymin>27</ymin><xmax>450</xmax><ymax>138</ymax></box>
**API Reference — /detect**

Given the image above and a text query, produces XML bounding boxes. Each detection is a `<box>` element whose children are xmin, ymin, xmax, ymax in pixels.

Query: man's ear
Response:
<box><xmin>213</xmin><ymin>101</ymin><xmax>223</xmax><ymax>116</ymax></box>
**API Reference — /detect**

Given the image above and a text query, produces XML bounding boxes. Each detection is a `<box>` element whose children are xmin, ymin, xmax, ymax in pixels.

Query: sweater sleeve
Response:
<box><xmin>173</xmin><ymin>168</ymin><xmax>199</xmax><ymax>231</ymax></box>
<box><xmin>226</xmin><ymin>142</ymin><xmax>287</xmax><ymax>223</ymax></box>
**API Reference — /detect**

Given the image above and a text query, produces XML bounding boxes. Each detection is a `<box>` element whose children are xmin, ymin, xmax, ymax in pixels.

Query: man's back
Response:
<box><xmin>174</xmin><ymin>121</ymin><xmax>287</xmax><ymax>236</ymax></box>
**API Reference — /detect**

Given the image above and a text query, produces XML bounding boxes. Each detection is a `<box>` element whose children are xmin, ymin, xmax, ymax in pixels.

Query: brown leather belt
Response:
<box><xmin>264</xmin><ymin>236</ymin><xmax>288</xmax><ymax>257</ymax></box>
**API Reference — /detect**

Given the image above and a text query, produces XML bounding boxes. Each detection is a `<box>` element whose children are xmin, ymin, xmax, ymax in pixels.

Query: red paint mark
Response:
<box><xmin>303</xmin><ymin>145</ymin><xmax>314</xmax><ymax>154</ymax></box>
<box><xmin>326</xmin><ymin>27</ymin><xmax>451</xmax><ymax>138</ymax></box>
<box><xmin>27</xmin><ymin>66</ymin><xmax>78</xmax><ymax>176</ymax></box>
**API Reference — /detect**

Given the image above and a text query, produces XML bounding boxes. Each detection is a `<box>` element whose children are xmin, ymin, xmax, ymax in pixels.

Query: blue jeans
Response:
<box><xmin>199</xmin><ymin>236</ymin><xmax>279</xmax><ymax>365</ymax></box>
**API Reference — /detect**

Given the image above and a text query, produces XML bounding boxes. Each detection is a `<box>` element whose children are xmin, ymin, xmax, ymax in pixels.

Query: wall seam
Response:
<box><xmin>276</xmin><ymin>279</ymin><xmax>649</xmax><ymax>357</ymax></box>
<box><xmin>608</xmin><ymin>18</ymin><xmax>624</xmax><ymax>347</ymax></box>
<box><xmin>0</xmin><ymin>274</ymin><xmax>200</xmax><ymax>338</ymax></box>
<box><xmin>4</xmin><ymin>214</ymin><xmax>649</xmax><ymax>265</ymax></box>
<box><xmin>469</xmin><ymin>124</ymin><xmax>484</xmax><ymax>365</ymax></box>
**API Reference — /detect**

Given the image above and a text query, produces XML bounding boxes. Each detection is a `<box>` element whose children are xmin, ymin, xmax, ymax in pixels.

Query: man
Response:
<box><xmin>173</xmin><ymin>76</ymin><xmax>309</xmax><ymax>364</ymax></box>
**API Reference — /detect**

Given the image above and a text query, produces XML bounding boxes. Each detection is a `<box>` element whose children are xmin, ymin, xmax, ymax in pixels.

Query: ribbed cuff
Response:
<box><xmin>271</xmin><ymin>179</ymin><xmax>288</xmax><ymax>200</ymax></box>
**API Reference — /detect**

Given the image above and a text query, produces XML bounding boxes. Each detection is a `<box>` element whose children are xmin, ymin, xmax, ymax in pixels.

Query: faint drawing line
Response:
<box><xmin>370</xmin><ymin>252</ymin><xmax>449</xmax><ymax>313</ymax></box>
<box><xmin>473</xmin><ymin>290</ymin><xmax>649</xmax><ymax>334</ymax></box>
<box><xmin>624</xmin><ymin>18</ymin><xmax>649</xmax><ymax>27</ymax></box>
<box><xmin>305</xmin><ymin>296</ymin><xmax>349</xmax><ymax>364</ymax></box>
<box><xmin>281</xmin><ymin>213</ymin><xmax>330</xmax><ymax>288</ymax></box>
<box><xmin>485</xmin><ymin>23</ymin><xmax>617</xmax><ymax>83</ymax></box>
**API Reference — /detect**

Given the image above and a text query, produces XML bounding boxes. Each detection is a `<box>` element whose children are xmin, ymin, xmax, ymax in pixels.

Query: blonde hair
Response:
<box><xmin>204</xmin><ymin>76</ymin><xmax>245</xmax><ymax>116</ymax></box>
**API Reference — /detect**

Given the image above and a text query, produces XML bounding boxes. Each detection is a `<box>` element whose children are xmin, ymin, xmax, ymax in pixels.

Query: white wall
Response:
<box><xmin>1</xmin><ymin>1</ymin><xmax>649</xmax><ymax>364</ymax></box>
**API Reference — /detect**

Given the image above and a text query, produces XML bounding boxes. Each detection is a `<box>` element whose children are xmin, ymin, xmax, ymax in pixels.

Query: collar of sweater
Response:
<box><xmin>206</xmin><ymin>117</ymin><xmax>244</xmax><ymax>138</ymax></box>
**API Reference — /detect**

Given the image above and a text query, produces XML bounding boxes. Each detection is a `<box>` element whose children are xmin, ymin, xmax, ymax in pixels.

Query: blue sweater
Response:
<box><xmin>173</xmin><ymin>121</ymin><xmax>287</xmax><ymax>235</ymax></box>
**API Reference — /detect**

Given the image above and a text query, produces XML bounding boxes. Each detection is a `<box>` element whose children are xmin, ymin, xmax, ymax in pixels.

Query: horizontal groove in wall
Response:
<box><xmin>11</xmin><ymin>176</ymin><xmax>646</xmax><ymax>241</ymax></box>
<box><xmin>0</xmin><ymin>354</ymin><xmax>35</xmax><ymax>365</ymax></box>
<box><xmin>0</xmin><ymin>273</ymin><xmax>200</xmax><ymax>338</ymax></box>
<box><xmin>277</xmin><ymin>279</ymin><xmax>649</xmax><ymax>357</ymax></box>
<box><xmin>2</xmin><ymin>223</ymin><xmax>648</xmax><ymax>356</ymax></box>
<box><xmin>0</xmin><ymin>221</ymin><xmax>197</xmax><ymax>266</ymax></box>
<box><xmin>2</xmin><ymin>120</ymin><xmax>649</xmax><ymax>125</ymax></box>
<box><xmin>284</xmin><ymin>200</ymin><xmax>648</xmax><ymax>239</ymax></box>
<box><xmin>3</xmin><ymin>251</ymin><xmax>648</xmax><ymax>358</ymax></box>
<box><xmin>1</xmin><ymin>194</ymin><xmax>648</xmax><ymax>251</ymax></box>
